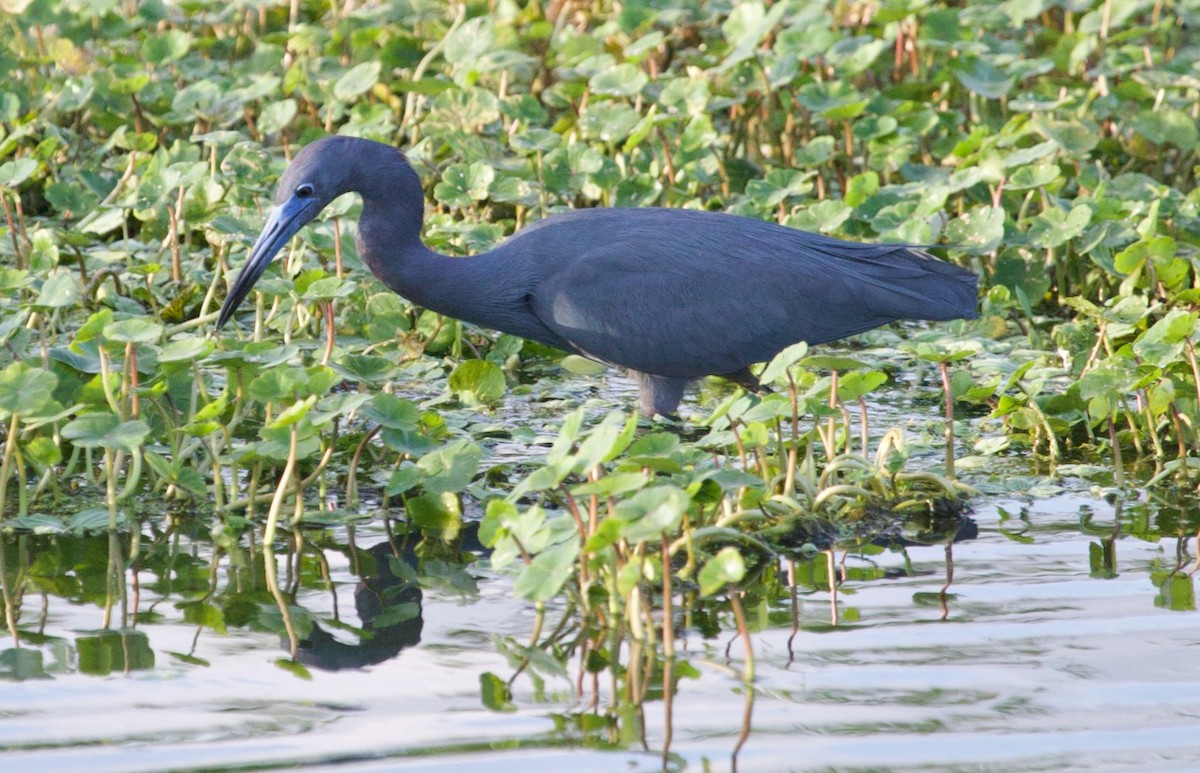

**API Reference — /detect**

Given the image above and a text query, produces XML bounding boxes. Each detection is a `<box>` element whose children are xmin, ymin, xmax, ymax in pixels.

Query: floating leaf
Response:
<box><xmin>417</xmin><ymin>440</ymin><xmax>482</xmax><ymax>495</ymax></box>
<box><xmin>448</xmin><ymin>359</ymin><xmax>505</xmax><ymax>406</ymax></box>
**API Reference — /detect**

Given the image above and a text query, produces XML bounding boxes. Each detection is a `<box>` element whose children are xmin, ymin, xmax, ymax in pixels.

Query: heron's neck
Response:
<box><xmin>356</xmin><ymin>194</ymin><xmax>531</xmax><ymax>335</ymax></box>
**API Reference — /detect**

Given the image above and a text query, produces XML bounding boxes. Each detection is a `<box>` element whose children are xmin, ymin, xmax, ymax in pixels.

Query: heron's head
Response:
<box><xmin>216</xmin><ymin>136</ymin><xmax>410</xmax><ymax>329</ymax></box>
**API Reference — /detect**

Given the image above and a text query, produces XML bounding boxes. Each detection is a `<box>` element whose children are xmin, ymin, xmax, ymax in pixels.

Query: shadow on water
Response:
<box><xmin>1</xmin><ymin>489</ymin><xmax>1199</xmax><ymax>771</ymax></box>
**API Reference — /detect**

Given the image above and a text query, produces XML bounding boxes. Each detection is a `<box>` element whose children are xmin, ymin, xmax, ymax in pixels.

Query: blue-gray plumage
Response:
<box><xmin>216</xmin><ymin>136</ymin><xmax>978</xmax><ymax>415</ymax></box>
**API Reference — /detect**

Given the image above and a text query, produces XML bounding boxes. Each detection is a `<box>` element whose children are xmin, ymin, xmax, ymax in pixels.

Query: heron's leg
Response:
<box><xmin>632</xmin><ymin>371</ymin><xmax>688</xmax><ymax>417</ymax></box>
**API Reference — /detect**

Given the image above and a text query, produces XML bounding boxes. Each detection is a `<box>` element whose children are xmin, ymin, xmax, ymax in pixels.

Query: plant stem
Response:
<box><xmin>940</xmin><ymin>361</ymin><xmax>955</xmax><ymax>481</ymax></box>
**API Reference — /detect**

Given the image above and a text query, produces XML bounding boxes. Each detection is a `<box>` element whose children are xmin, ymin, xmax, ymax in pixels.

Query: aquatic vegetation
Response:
<box><xmin>1</xmin><ymin>0</ymin><xmax>1199</xmax><ymax>708</ymax></box>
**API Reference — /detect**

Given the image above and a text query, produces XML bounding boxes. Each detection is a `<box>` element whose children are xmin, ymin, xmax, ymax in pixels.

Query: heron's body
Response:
<box><xmin>218</xmin><ymin>136</ymin><xmax>978</xmax><ymax>415</ymax></box>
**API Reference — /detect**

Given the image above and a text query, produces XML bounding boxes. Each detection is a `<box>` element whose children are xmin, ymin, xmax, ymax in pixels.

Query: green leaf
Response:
<box><xmin>513</xmin><ymin>541</ymin><xmax>580</xmax><ymax>602</ymax></box>
<box><xmin>626</xmin><ymin>432</ymin><xmax>679</xmax><ymax>459</ymax></box>
<box><xmin>301</xmin><ymin>276</ymin><xmax>353</xmax><ymax>300</ymax></box>
<box><xmin>719</xmin><ymin>0</ymin><xmax>788</xmax><ymax>69</ymax></box>
<box><xmin>837</xmin><ymin>370</ymin><xmax>887</xmax><ymax>401</ymax></box>
<box><xmin>68</xmin><ymin>508</ymin><xmax>120</xmax><ymax>532</ymax></box>
<box><xmin>613</xmin><ymin>485</ymin><xmax>690</xmax><ymax>543</ymax></box>
<box><xmin>104</xmin><ymin>318</ymin><xmax>162</xmax><ymax>343</ymax></box>
<box><xmin>447</xmin><ymin>359</ymin><xmax>505</xmax><ymax>406</ymax></box>
<box><xmin>159</xmin><ymin>337</ymin><xmax>213</xmax><ymax>363</ymax></box>
<box><xmin>417</xmin><ymin>439</ymin><xmax>482</xmax><ymax>495</ymax></box>
<box><xmin>141</xmin><ymin>29</ymin><xmax>191</xmax><ymax>63</ymax></box>
<box><xmin>1006</xmin><ymin>163</ymin><xmax>1060</xmax><ymax>191</ymax></box>
<box><xmin>698</xmin><ymin>546</ymin><xmax>746</xmax><ymax>596</ymax></box>
<box><xmin>248</xmin><ymin>367</ymin><xmax>309</xmax><ymax>402</ymax></box>
<box><xmin>589</xmin><ymin>63</ymin><xmax>648</xmax><ymax>97</ymax></box>
<box><xmin>1132</xmin><ymin>108</ymin><xmax>1198</xmax><ymax>150</ymax></box>
<box><xmin>0</xmin><ymin>157</ymin><xmax>37</xmax><ymax>187</ymax></box>
<box><xmin>582</xmin><ymin>517</ymin><xmax>625</xmax><ymax>554</ymax></box>
<box><xmin>572</xmin><ymin>411</ymin><xmax>639</xmax><ymax>474</ymax></box>
<box><xmin>434</xmin><ymin>162</ymin><xmax>494</xmax><ymax>208</ymax></box>
<box><xmin>1114</xmin><ymin>236</ymin><xmax>1175</xmax><ymax>275</ymax></box>
<box><xmin>951</xmin><ymin>57</ymin><xmax>1015</xmax><ymax>98</ymax></box>
<box><xmin>267</xmin><ymin>395</ymin><xmax>316</xmax><ymax>429</ymax></box>
<box><xmin>578</xmin><ymin>102</ymin><xmax>642</xmax><ymax>142</ymax></box>
<box><xmin>825</xmin><ymin>35</ymin><xmax>886</xmax><ymax>75</ymax></box>
<box><xmin>759</xmin><ymin>341</ymin><xmax>809</xmax><ymax>385</ymax></box>
<box><xmin>1026</xmin><ymin>205</ymin><xmax>1091</xmax><ymax>248</ymax></box>
<box><xmin>362</xmin><ymin>393</ymin><xmax>419</xmax><ymax>429</ymax></box>
<box><xmin>0</xmin><ymin>362</ymin><xmax>57</xmax><ymax>419</ymax></box>
<box><xmin>32</xmin><ymin>273</ymin><xmax>79</xmax><ymax>309</ymax></box>
<box><xmin>560</xmin><ymin>355</ymin><xmax>608</xmax><ymax>375</ymax></box>
<box><xmin>61</xmin><ymin>414</ymin><xmax>150</xmax><ymax>451</ymax></box>
<box><xmin>385</xmin><ymin>464</ymin><xmax>420</xmax><ymax>496</ymax></box>
<box><xmin>1133</xmin><ymin>310</ymin><xmax>1197</xmax><ymax>367</ymax></box>
<box><xmin>2</xmin><ymin>514</ymin><xmax>65</xmax><ymax>534</ymax></box>
<box><xmin>80</xmin><ymin>207</ymin><xmax>127</xmax><ymax>235</ymax></box>
<box><xmin>333</xmin><ymin>61</ymin><xmax>381</xmax><ymax>102</ymax></box>
<box><xmin>480</xmin><ymin>672</ymin><xmax>516</xmax><ymax>712</ymax></box>
<box><xmin>944</xmin><ymin>206</ymin><xmax>1004</xmax><ymax>255</ymax></box>
<box><xmin>258</xmin><ymin>99</ymin><xmax>298</xmax><ymax>135</ymax></box>
<box><xmin>406</xmin><ymin>492</ymin><xmax>460</xmax><ymax>530</ymax></box>
<box><xmin>571</xmin><ymin>471</ymin><xmax>649</xmax><ymax>497</ymax></box>
<box><xmin>24</xmin><ymin>436</ymin><xmax>61</xmax><ymax>467</ymax></box>
<box><xmin>547</xmin><ymin>408</ymin><xmax>584</xmax><ymax>466</ymax></box>
<box><xmin>334</xmin><ymin>353</ymin><xmax>397</xmax><ymax>384</ymax></box>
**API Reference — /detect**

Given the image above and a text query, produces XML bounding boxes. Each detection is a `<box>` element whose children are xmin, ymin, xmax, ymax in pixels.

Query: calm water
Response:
<box><xmin>3</xmin><ymin>370</ymin><xmax>1199</xmax><ymax>772</ymax></box>
<box><xmin>2</xmin><ymin>488</ymin><xmax>1197</xmax><ymax>772</ymax></box>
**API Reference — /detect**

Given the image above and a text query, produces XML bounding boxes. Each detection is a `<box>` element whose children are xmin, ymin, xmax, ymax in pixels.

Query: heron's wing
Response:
<box><xmin>520</xmin><ymin>209</ymin><xmax>975</xmax><ymax>380</ymax></box>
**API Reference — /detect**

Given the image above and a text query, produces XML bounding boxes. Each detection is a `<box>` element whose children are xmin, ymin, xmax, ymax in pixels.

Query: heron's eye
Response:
<box><xmin>296</xmin><ymin>183</ymin><xmax>315</xmax><ymax>199</ymax></box>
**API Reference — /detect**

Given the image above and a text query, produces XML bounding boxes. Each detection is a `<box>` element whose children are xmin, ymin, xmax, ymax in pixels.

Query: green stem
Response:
<box><xmin>0</xmin><ymin>414</ymin><xmax>18</xmax><ymax>517</ymax></box>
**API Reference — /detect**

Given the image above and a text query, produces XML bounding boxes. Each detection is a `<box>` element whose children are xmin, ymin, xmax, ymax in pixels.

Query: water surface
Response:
<box><xmin>2</xmin><ymin>486</ymin><xmax>1197</xmax><ymax>772</ymax></box>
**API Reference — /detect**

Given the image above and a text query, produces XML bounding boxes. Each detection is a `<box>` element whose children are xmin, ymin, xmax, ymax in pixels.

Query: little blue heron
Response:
<box><xmin>216</xmin><ymin>136</ymin><xmax>978</xmax><ymax>415</ymax></box>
